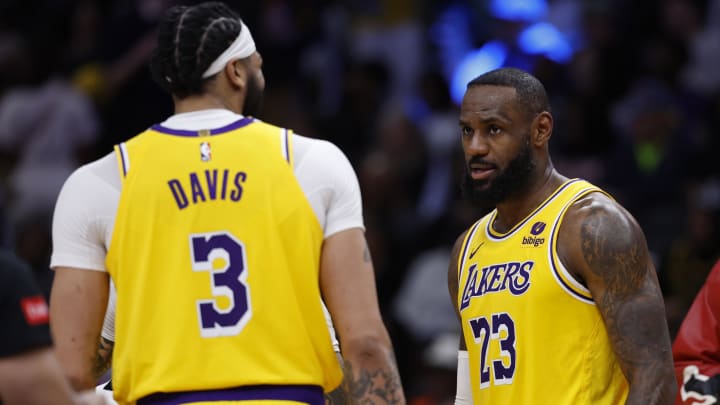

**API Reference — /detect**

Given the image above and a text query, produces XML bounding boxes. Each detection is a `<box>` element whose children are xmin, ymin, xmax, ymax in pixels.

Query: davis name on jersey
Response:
<box><xmin>460</xmin><ymin>261</ymin><xmax>533</xmax><ymax>310</ymax></box>
<box><xmin>168</xmin><ymin>169</ymin><xmax>247</xmax><ymax>209</ymax></box>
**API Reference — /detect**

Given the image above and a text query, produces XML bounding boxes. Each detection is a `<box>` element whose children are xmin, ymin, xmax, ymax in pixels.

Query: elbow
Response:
<box><xmin>340</xmin><ymin>333</ymin><xmax>393</xmax><ymax>364</ymax></box>
<box><xmin>62</xmin><ymin>366</ymin><xmax>96</xmax><ymax>391</ymax></box>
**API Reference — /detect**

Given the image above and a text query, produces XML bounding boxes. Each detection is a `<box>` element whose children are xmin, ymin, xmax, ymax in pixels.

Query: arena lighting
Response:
<box><xmin>450</xmin><ymin>41</ymin><xmax>507</xmax><ymax>104</ymax></box>
<box><xmin>489</xmin><ymin>0</ymin><xmax>547</xmax><ymax>22</ymax></box>
<box><xmin>429</xmin><ymin>3</ymin><xmax>474</xmax><ymax>79</ymax></box>
<box><xmin>517</xmin><ymin>22</ymin><xmax>573</xmax><ymax>63</ymax></box>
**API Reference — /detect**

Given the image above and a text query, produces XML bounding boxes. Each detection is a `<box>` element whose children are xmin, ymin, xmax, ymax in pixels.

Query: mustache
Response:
<box><xmin>467</xmin><ymin>156</ymin><xmax>496</xmax><ymax>168</ymax></box>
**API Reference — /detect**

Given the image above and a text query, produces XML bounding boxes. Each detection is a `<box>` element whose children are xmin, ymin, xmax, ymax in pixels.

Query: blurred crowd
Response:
<box><xmin>1</xmin><ymin>0</ymin><xmax>719</xmax><ymax>404</ymax></box>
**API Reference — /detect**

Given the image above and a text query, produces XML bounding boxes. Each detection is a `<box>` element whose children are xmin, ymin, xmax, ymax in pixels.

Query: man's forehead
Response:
<box><xmin>463</xmin><ymin>85</ymin><xmax>517</xmax><ymax>104</ymax></box>
<box><xmin>460</xmin><ymin>85</ymin><xmax>517</xmax><ymax>119</ymax></box>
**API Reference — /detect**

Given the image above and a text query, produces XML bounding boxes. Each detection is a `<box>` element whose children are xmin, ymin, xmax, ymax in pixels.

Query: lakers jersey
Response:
<box><xmin>105</xmin><ymin>118</ymin><xmax>342</xmax><ymax>404</ymax></box>
<box><xmin>456</xmin><ymin>179</ymin><xmax>629</xmax><ymax>404</ymax></box>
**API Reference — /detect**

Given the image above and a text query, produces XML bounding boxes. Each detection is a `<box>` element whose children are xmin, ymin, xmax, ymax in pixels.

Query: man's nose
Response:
<box><xmin>465</xmin><ymin>133</ymin><xmax>489</xmax><ymax>156</ymax></box>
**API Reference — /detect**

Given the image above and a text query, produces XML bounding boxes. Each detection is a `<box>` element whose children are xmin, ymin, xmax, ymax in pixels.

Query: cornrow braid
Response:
<box><xmin>150</xmin><ymin>2</ymin><xmax>244</xmax><ymax>99</ymax></box>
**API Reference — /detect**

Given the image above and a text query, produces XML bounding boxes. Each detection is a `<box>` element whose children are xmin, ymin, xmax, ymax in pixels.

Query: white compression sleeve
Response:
<box><xmin>455</xmin><ymin>350</ymin><xmax>472</xmax><ymax>405</ymax></box>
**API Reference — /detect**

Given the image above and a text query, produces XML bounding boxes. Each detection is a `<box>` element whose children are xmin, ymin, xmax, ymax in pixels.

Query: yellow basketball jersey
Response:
<box><xmin>106</xmin><ymin>117</ymin><xmax>342</xmax><ymax>404</ymax></box>
<box><xmin>456</xmin><ymin>179</ymin><xmax>629</xmax><ymax>404</ymax></box>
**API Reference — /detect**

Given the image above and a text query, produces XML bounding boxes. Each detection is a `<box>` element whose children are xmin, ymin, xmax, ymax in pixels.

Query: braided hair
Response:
<box><xmin>149</xmin><ymin>2</ymin><xmax>245</xmax><ymax>99</ymax></box>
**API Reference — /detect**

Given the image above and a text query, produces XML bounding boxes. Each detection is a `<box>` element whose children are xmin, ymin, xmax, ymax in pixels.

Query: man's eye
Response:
<box><xmin>489</xmin><ymin>125</ymin><xmax>501</xmax><ymax>135</ymax></box>
<box><xmin>461</xmin><ymin>126</ymin><xmax>473</xmax><ymax>136</ymax></box>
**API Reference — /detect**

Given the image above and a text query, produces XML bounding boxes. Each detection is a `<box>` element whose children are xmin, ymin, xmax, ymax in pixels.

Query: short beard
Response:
<box><xmin>461</xmin><ymin>138</ymin><xmax>535</xmax><ymax>210</ymax></box>
<box><xmin>242</xmin><ymin>73</ymin><xmax>263</xmax><ymax>117</ymax></box>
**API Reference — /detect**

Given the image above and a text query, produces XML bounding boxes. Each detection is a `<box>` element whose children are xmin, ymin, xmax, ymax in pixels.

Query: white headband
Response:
<box><xmin>202</xmin><ymin>20</ymin><xmax>256</xmax><ymax>79</ymax></box>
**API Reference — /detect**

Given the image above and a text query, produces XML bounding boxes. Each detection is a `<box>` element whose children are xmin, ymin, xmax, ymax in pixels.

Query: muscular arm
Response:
<box><xmin>559</xmin><ymin>194</ymin><xmax>676</xmax><ymax>404</ymax></box>
<box><xmin>49</xmin><ymin>267</ymin><xmax>109</xmax><ymax>390</ymax></box>
<box><xmin>94</xmin><ymin>336</ymin><xmax>114</xmax><ymax>380</ymax></box>
<box><xmin>447</xmin><ymin>231</ymin><xmax>468</xmax><ymax>352</ymax></box>
<box><xmin>448</xmin><ymin>231</ymin><xmax>473</xmax><ymax>405</ymax></box>
<box><xmin>320</xmin><ymin>228</ymin><xmax>405</xmax><ymax>405</ymax></box>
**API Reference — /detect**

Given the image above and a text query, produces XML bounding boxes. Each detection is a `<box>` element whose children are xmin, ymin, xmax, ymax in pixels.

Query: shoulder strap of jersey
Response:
<box><xmin>457</xmin><ymin>214</ymin><xmax>491</xmax><ymax>285</ymax></box>
<box><xmin>279</xmin><ymin>128</ymin><xmax>294</xmax><ymax>168</ymax></box>
<box><xmin>114</xmin><ymin>142</ymin><xmax>130</xmax><ymax>180</ymax></box>
<box><xmin>548</xmin><ymin>182</ymin><xmax>613</xmax><ymax>303</ymax></box>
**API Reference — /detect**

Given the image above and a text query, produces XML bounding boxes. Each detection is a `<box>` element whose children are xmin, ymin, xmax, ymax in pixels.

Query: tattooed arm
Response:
<box><xmin>93</xmin><ymin>336</ymin><xmax>114</xmax><ymax>380</ymax></box>
<box><xmin>558</xmin><ymin>193</ymin><xmax>676</xmax><ymax>404</ymax></box>
<box><xmin>324</xmin><ymin>353</ymin><xmax>349</xmax><ymax>405</ymax></box>
<box><xmin>320</xmin><ymin>228</ymin><xmax>405</xmax><ymax>405</ymax></box>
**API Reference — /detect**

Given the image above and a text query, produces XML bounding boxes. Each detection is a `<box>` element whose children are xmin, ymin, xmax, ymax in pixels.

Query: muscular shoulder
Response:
<box><xmin>558</xmin><ymin>192</ymin><xmax>652</xmax><ymax>289</ymax></box>
<box><xmin>50</xmin><ymin>152</ymin><xmax>120</xmax><ymax>271</ymax></box>
<box><xmin>293</xmin><ymin>135</ymin><xmax>354</xmax><ymax>179</ymax></box>
<box><xmin>62</xmin><ymin>152</ymin><xmax>120</xmax><ymax>194</ymax></box>
<box><xmin>293</xmin><ymin>135</ymin><xmax>364</xmax><ymax>237</ymax></box>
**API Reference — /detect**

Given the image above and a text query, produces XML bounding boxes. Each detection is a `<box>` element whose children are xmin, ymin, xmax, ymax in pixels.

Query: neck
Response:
<box><xmin>173</xmin><ymin>93</ymin><xmax>242</xmax><ymax>115</ymax></box>
<box><xmin>492</xmin><ymin>163</ymin><xmax>567</xmax><ymax>233</ymax></box>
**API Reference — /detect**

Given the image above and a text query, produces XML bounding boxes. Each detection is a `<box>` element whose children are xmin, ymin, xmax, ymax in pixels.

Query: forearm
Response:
<box><xmin>607</xmin><ymin>291</ymin><xmax>677</xmax><ymax>404</ymax></box>
<box><xmin>625</xmin><ymin>372</ymin><xmax>677</xmax><ymax>405</ymax></box>
<box><xmin>92</xmin><ymin>336</ymin><xmax>114</xmax><ymax>380</ymax></box>
<box><xmin>325</xmin><ymin>352</ymin><xmax>349</xmax><ymax>405</ymax></box>
<box><xmin>607</xmin><ymin>297</ymin><xmax>677</xmax><ymax>404</ymax></box>
<box><xmin>49</xmin><ymin>267</ymin><xmax>109</xmax><ymax>390</ymax></box>
<box><xmin>340</xmin><ymin>336</ymin><xmax>405</xmax><ymax>405</ymax></box>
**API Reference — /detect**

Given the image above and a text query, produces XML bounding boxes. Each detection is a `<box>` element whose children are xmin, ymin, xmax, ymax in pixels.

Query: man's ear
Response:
<box><xmin>224</xmin><ymin>59</ymin><xmax>246</xmax><ymax>90</ymax></box>
<box><xmin>532</xmin><ymin>111</ymin><xmax>553</xmax><ymax>146</ymax></box>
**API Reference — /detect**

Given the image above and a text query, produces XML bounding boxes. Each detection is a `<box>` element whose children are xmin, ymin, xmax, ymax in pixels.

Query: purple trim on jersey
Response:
<box><xmin>118</xmin><ymin>143</ymin><xmax>128</xmax><ymax>177</ymax></box>
<box><xmin>150</xmin><ymin>117</ymin><xmax>255</xmax><ymax>137</ymax></box>
<box><xmin>284</xmin><ymin>129</ymin><xmax>291</xmax><ymax>163</ymax></box>
<box><xmin>137</xmin><ymin>384</ymin><xmax>323</xmax><ymax>405</ymax></box>
<box><xmin>486</xmin><ymin>178</ymin><xmax>581</xmax><ymax>241</ymax></box>
<box><xmin>548</xmin><ymin>190</ymin><xmax>594</xmax><ymax>304</ymax></box>
<box><xmin>458</xmin><ymin>220</ymin><xmax>483</xmax><ymax>286</ymax></box>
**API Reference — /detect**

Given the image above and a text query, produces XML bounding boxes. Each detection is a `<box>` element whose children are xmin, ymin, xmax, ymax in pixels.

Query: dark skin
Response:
<box><xmin>58</xmin><ymin>51</ymin><xmax>404</xmax><ymax>404</ymax></box>
<box><xmin>448</xmin><ymin>84</ymin><xmax>676</xmax><ymax>403</ymax></box>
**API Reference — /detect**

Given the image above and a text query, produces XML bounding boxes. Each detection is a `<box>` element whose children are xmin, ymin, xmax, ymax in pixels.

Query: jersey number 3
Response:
<box><xmin>190</xmin><ymin>232</ymin><xmax>251</xmax><ymax>338</ymax></box>
<box><xmin>469</xmin><ymin>313</ymin><xmax>516</xmax><ymax>388</ymax></box>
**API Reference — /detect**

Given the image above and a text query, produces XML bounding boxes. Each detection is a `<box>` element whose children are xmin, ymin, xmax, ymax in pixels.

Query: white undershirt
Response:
<box><xmin>50</xmin><ymin>109</ymin><xmax>363</xmax><ymax>347</ymax></box>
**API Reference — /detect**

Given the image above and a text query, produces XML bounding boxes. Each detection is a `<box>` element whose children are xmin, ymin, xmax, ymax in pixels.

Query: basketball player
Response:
<box><xmin>49</xmin><ymin>2</ymin><xmax>404</xmax><ymax>405</ymax></box>
<box><xmin>448</xmin><ymin>68</ymin><xmax>676</xmax><ymax>404</ymax></box>
<box><xmin>673</xmin><ymin>259</ymin><xmax>720</xmax><ymax>404</ymax></box>
<box><xmin>0</xmin><ymin>250</ymin><xmax>107</xmax><ymax>405</ymax></box>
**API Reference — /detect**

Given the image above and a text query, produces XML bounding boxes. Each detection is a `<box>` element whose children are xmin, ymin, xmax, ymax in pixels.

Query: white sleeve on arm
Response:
<box><xmin>50</xmin><ymin>156</ymin><xmax>119</xmax><ymax>271</ymax></box>
<box><xmin>456</xmin><ymin>350</ymin><xmax>472</xmax><ymax>405</ymax></box>
<box><xmin>293</xmin><ymin>137</ymin><xmax>364</xmax><ymax>238</ymax></box>
<box><xmin>292</xmin><ymin>136</ymin><xmax>364</xmax><ymax>354</ymax></box>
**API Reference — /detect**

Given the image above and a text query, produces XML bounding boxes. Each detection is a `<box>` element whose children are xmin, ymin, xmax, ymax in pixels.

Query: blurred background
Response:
<box><xmin>1</xmin><ymin>0</ymin><xmax>719</xmax><ymax>403</ymax></box>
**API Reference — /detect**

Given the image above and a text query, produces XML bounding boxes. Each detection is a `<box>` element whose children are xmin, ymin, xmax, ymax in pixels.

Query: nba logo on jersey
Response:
<box><xmin>200</xmin><ymin>142</ymin><xmax>212</xmax><ymax>162</ymax></box>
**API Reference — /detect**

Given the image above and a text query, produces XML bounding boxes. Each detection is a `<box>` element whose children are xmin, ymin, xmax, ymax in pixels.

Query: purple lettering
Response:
<box><xmin>229</xmin><ymin>172</ymin><xmax>246</xmax><ymax>202</ymax></box>
<box><xmin>190</xmin><ymin>172</ymin><xmax>206</xmax><ymax>203</ymax></box>
<box><xmin>205</xmin><ymin>169</ymin><xmax>218</xmax><ymax>200</ymax></box>
<box><xmin>509</xmin><ymin>261</ymin><xmax>533</xmax><ymax>295</ymax></box>
<box><xmin>221</xmin><ymin>169</ymin><xmax>229</xmax><ymax>200</ymax></box>
<box><xmin>168</xmin><ymin>179</ymin><xmax>188</xmax><ymax>209</ymax></box>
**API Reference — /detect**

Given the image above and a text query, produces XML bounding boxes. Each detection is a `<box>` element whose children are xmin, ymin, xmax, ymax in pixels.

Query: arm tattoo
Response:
<box><xmin>92</xmin><ymin>336</ymin><xmax>114</xmax><ymax>379</ymax></box>
<box><xmin>580</xmin><ymin>206</ymin><xmax>675</xmax><ymax>403</ymax></box>
<box><xmin>342</xmin><ymin>357</ymin><xmax>403</xmax><ymax>405</ymax></box>
<box><xmin>325</xmin><ymin>385</ymin><xmax>350</xmax><ymax>405</ymax></box>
